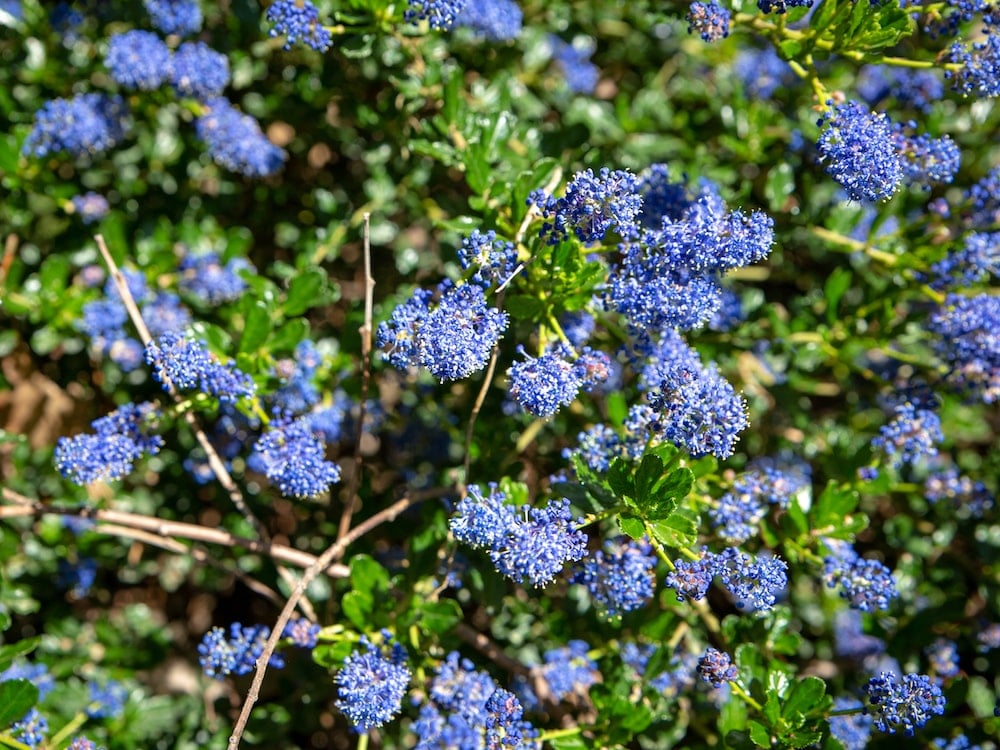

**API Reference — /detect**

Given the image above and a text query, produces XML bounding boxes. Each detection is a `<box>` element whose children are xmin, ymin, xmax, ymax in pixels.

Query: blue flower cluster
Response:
<box><xmin>966</xmin><ymin>165</ymin><xmax>1000</xmax><ymax>227</ymax></box>
<box><xmin>734</xmin><ymin>47</ymin><xmax>796</xmax><ymax>99</ymax></box>
<box><xmin>926</xmin><ymin>638</ymin><xmax>961</xmax><ymax>679</ymax></box>
<box><xmin>711</xmin><ymin>456</ymin><xmax>810</xmax><ymax>543</ymax></box>
<box><xmin>1</xmin><ymin>661</ymin><xmax>55</xmax><ymax>699</ymax></box>
<box><xmin>69</xmin><ymin>739</ymin><xmax>98</xmax><ymax>750</ymax></box>
<box><xmin>858</xmin><ymin>65</ymin><xmax>943</xmax><ymax>114</ymax></box>
<box><xmin>178</xmin><ymin>251</ymin><xmax>251</xmax><ymax>304</ymax></box>
<box><xmin>250</xmin><ymin>415</ymin><xmax>341</xmax><ymax>498</ymax></box>
<box><xmin>55</xmin><ymin>402</ymin><xmax>164</xmax><ymax>485</ymax></box>
<box><xmin>607</xmin><ymin>166</ymin><xmax>773</xmax><ymax>332</ymax></box>
<box><xmin>454</xmin><ymin>0</ymin><xmax>523</xmax><ymax>41</ymax></box>
<box><xmin>145</xmin><ymin>332</ymin><xmax>256</xmax><ymax>401</ymax></box>
<box><xmin>71</xmin><ymin>192</ymin><xmax>109</xmax><ymax>224</ymax></box>
<box><xmin>686</xmin><ymin>1</ymin><xmax>730</xmax><ymax>41</ymax></box>
<box><xmin>377</xmin><ymin>282</ymin><xmax>508</xmax><ymax>381</ymax></box>
<box><xmin>22</xmin><ymin>93</ymin><xmax>129</xmax><ymax>159</ymax></box>
<box><xmin>335</xmin><ymin>632</ymin><xmax>410</xmax><ymax>732</ymax></box>
<box><xmin>145</xmin><ymin>0</ymin><xmax>202</xmax><ymax>36</ymax></box>
<box><xmin>929</xmin><ymin>231</ymin><xmax>1000</xmax><ymax>289</ymax></box>
<box><xmin>450</xmin><ymin>484</ymin><xmax>588</xmax><ymax>587</ymax></box>
<box><xmin>871</xmin><ymin>394</ymin><xmax>943</xmax><ymax>468</ymax></box>
<box><xmin>946</xmin><ymin>33</ymin><xmax>1000</xmax><ymax>97</ymax></box>
<box><xmin>569</xmin><ymin>537</ymin><xmax>657</xmax><ymax>617</ymax></box>
<box><xmin>548</xmin><ymin>36</ymin><xmax>599</xmax><ymax>94</ymax></box>
<box><xmin>282</xmin><ymin>617</ymin><xmax>320</xmax><ymax>649</ymax></box>
<box><xmin>105</xmin><ymin>30</ymin><xmax>171</xmax><ymax>90</ymax></box>
<box><xmin>171</xmin><ymin>42</ymin><xmax>231</xmax><ymax>100</ymax></box>
<box><xmin>829</xmin><ymin>697</ymin><xmax>873</xmax><ymax>750</ymax></box>
<box><xmin>530</xmin><ymin>168</ymin><xmax>642</xmax><ymax>246</ymax></box>
<box><xmin>928</xmin><ymin>293</ymin><xmax>1000</xmax><ymax>403</ymax></box>
<box><xmin>57</xmin><ymin>557</ymin><xmax>98</xmax><ymax>597</ymax></box>
<box><xmin>665</xmin><ymin>547</ymin><xmax>787</xmax><ymax>611</ymax></box>
<box><xmin>817</xmin><ymin>101</ymin><xmax>961</xmax><ymax>200</ymax></box>
<box><xmin>266</xmin><ymin>0</ymin><xmax>333</xmax><ymax>52</ymax></box>
<box><xmin>507</xmin><ymin>344</ymin><xmax>604</xmax><ymax>418</ymax></box>
<box><xmin>405</xmin><ymin>0</ymin><xmax>468</xmax><ymax>29</ymax></box>
<box><xmin>198</xmin><ymin>622</ymin><xmax>285</xmax><ymax>679</ymax></box>
<box><xmin>834</xmin><ymin>609</ymin><xmax>886</xmax><ymax>662</ymax></box>
<box><xmin>697</xmin><ymin>647</ymin><xmax>737</xmax><ymax>688</ymax></box>
<box><xmin>195</xmin><ymin>97</ymin><xmax>287</xmax><ymax>178</ymax></box>
<box><xmin>924</xmin><ymin>468</ymin><xmax>995</xmax><ymax>517</ymax></box>
<box><xmin>458</xmin><ymin>229</ymin><xmax>518</xmax><ymax>289</ymax></box>
<box><xmin>823</xmin><ymin>540</ymin><xmax>898</xmax><ymax>611</ymax></box>
<box><xmin>863</xmin><ymin>671</ymin><xmax>946</xmax><ymax>734</ymax></box>
<box><xmin>536</xmin><ymin>640</ymin><xmax>599</xmax><ymax>701</ymax></box>
<box><xmin>412</xmin><ymin>651</ymin><xmax>539</xmax><ymax>749</ymax></box>
<box><xmin>10</xmin><ymin>708</ymin><xmax>47</xmax><ymax>749</ymax></box>
<box><xmin>85</xmin><ymin>679</ymin><xmax>128</xmax><ymax>719</ymax></box>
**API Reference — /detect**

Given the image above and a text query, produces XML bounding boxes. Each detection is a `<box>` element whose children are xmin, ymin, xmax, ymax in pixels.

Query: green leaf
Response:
<box><xmin>765</xmin><ymin>163</ymin><xmax>795</xmax><ymax>212</ymax></box>
<box><xmin>782</xmin><ymin>676</ymin><xmax>826</xmax><ymax>721</ymax></box>
<box><xmin>649</xmin><ymin>510</ymin><xmax>699</xmax><ymax>549</ymax></box>
<box><xmin>415</xmin><ymin>599</ymin><xmax>462</xmax><ymax>635</ymax></box>
<box><xmin>824</xmin><ymin>268</ymin><xmax>852</xmax><ymax>324</ymax></box>
<box><xmin>763</xmin><ymin>689</ymin><xmax>781</xmax><ymax>726</ymax></box>
<box><xmin>341</xmin><ymin>590</ymin><xmax>373</xmax><ymax>630</ymax></box>
<box><xmin>607</xmin><ymin>457</ymin><xmax>635</xmax><ymax>501</ymax></box>
<box><xmin>284</xmin><ymin>268</ymin><xmax>330</xmax><ymax>317</ymax></box>
<box><xmin>548</xmin><ymin>737</ymin><xmax>589</xmax><ymax>750</ymax></box>
<box><xmin>0</xmin><ymin>679</ymin><xmax>38</xmax><ymax>727</ymax></box>
<box><xmin>505</xmin><ymin>294</ymin><xmax>545</xmax><ymax>321</ymax></box>
<box><xmin>784</xmin><ymin>729</ymin><xmax>824</xmax><ymax>748</ymax></box>
<box><xmin>0</xmin><ymin>636</ymin><xmax>40</xmax><ymax>674</ymax></box>
<box><xmin>349</xmin><ymin>554</ymin><xmax>390</xmax><ymax>597</ymax></box>
<box><xmin>617</xmin><ymin>514</ymin><xmax>645</xmax><ymax>540</ymax></box>
<box><xmin>634</xmin><ymin>453</ymin><xmax>664</xmax><ymax>502</ymax></box>
<box><xmin>748</xmin><ymin>720</ymin><xmax>772</xmax><ymax>748</ymax></box>
<box><xmin>238</xmin><ymin>299</ymin><xmax>271</xmax><ymax>354</ymax></box>
<box><xmin>311</xmin><ymin>640</ymin><xmax>355</xmax><ymax>669</ymax></box>
<box><xmin>268</xmin><ymin>318</ymin><xmax>310</xmax><ymax>354</ymax></box>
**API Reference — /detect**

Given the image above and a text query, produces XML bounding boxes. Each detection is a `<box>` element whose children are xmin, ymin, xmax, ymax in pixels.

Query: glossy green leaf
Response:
<box><xmin>238</xmin><ymin>299</ymin><xmax>270</xmax><ymax>354</ymax></box>
<box><xmin>617</xmin><ymin>514</ymin><xmax>645</xmax><ymax>540</ymax></box>
<box><xmin>284</xmin><ymin>268</ymin><xmax>329</xmax><ymax>316</ymax></box>
<box><xmin>0</xmin><ymin>679</ymin><xmax>38</xmax><ymax>727</ymax></box>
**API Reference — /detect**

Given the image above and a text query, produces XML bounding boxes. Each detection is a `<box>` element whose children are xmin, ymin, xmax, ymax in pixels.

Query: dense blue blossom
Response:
<box><xmin>450</xmin><ymin>483</ymin><xmax>517</xmax><ymax>549</ymax></box>
<box><xmin>892</xmin><ymin>128</ymin><xmax>961</xmax><ymax>187</ymax></box>
<box><xmin>858</xmin><ymin>65</ymin><xmax>943</xmax><ymax>113</ymax></box>
<box><xmin>11</xmin><ymin>708</ymin><xmax>47</xmax><ymax>749</ymax></box>
<box><xmin>406</xmin><ymin>0</ymin><xmax>468</xmax><ymax>29</ymax></box>
<box><xmin>454</xmin><ymin>0</ymin><xmax>522</xmax><ymax>41</ymax></box>
<box><xmin>538</xmin><ymin>641</ymin><xmax>599</xmax><ymax>700</ymax></box>
<box><xmin>924</xmin><ymin>468</ymin><xmax>994</xmax><ymax>517</ymax></box>
<box><xmin>335</xmin><ymin>633</ymin><xmax>410</xmax><ymax>732</ymax></box>
<box><xmin>179</xmin><ymin>252</ymin><xmax>252</xmax><ymax>304</ymax></box>
<box><xmin>412</xmin><ymin>652</ymin><xmax>539</xmax><ymax>749</ymax></box>
<box><xmin>23</xmin><ymin>93</ymin><xmax>129</xmax><ymax>159</ymax></box>
<box><xmin>977</xmin><ymin>623</ymin><xmax>1000</xmax><ymax>651</ymax></box>
<box><xmin>145</xmin><ymin>332</ymin><xmax>256</xmax><ymax>401</ymax></box>
<box><xmin>548</xmin><ymin>35</ymin><xmax>600</xmax><ymax>94</ymax></box>
<box><xmin>712</xmin><ymin>547</ymin><xmax>787</xmax><ymax>611</ymax></box>
<box><xmin>569</xmin><ymin>537</ymin><xmax>657</xmax><ymax>616</ymax></box>
<box><xmin>568</xmin><ymin>423</ymin><xmax>621</xmax><ymax>472</ymax></box>
<box><xmin>560</xmin><ymin>311</ymin><xmax>595</xmax><ymax>347</ymax></box>
<box><xmin>966</xmin><ymin>166</ymin><xmax>1000</xmax><ymax>228</ymax></box>
<box><xmin>823</xmin><ymin>540</ymin><xmax>898</xmax><ymax>611</ymax></box>
<box><xmin>817</xmin><ymin>101</ymin><xmax>901</xmax><ymax>202</ymax></box>
<box><xmin>686</xmin><ymin>1</ymin><xmax>730</xmax><ymax>41</ymax></box>
<box><xmin>665</xmin><ymin>552</ymin><xmax>714</xmax><ymax>601</ymax></box>
<box><xmin>507</xmin><ymin>346</ymin><xmax>583</xmax><ymax>417</ymax></box>
<box><xmin>86</xmin><ymin>679</ymin><xmax>127</xmax><ymax>718</ymax></box>
<box><xmin>195</xmin><ymin>97</ymin><xmax>286</xmax><ymax>177</ymax></box>
<box><xmin>871</xmin><ymin>396</ymin><xmax>943</xmax><ymax>467</ymax></box>
<box><xmin>251</xmin><ymin>416</ymin><xmax>341</xmax><ymax>498</ymax></box>
<box><xmin>198</xmin><ymin>623</ymin><xmax>284</xmax><ymax>679</ymax></box>
<box><xmin>105</xmin><ymin>30</ymin><xmax>171</xmax><ymax>91</ymax></box>
<box><xmin>55</xmin><ymin>402</ymin><xmax>163</xmax><ymax>485</ymax></box>
<box><xmin>829</xmin><ymin>697</ymin><xmax>873</xmax><ymax>750</ymax></box>
<box><xmin>697</xmin><ymin>648</ymin><xmax>737</xmax><ymax>687</ymax></box>
<box><xmin>417</xmin><ymin>284</ymin><xmax>508</xmax><ymax>380</ymax></box>
<box><xmin>146</xmin><ymin>0</ymin><xmax>201</xmax><ymax>35</ymax></box>
<box><xmin>864</xmin><ymin>672</ymin><xmax>945</xmax><ymax>734</ymax></box>
<box><xmin>710</xmin><ymin>488</ymin><xmax>766</xmax><ymax>544</ymax></box>
<box><xmin>266</xmin><ymin>0</ymin><xmax>332</xmax><ymax>51</ymax></box>
<box><xmin>171</xmin><ymin>42</ymin><xmax>230</xmax><ymax>99</ymax></box>
<box><xmin>530</xmin><ymin>168</ymin><xmax>641</xmax><ymax>245</ymax></box>
<box><xmin>934</xmin><ymin>736</ymin><xmax>983</xmax><ymax>750</ymax></box>
<box><xmin>929</xmin><ymin>231</ymin><xmax>1000</xmax><ymax>289</ymax></box>
<box><xmin>928</xmin><ymin>293</ymin><xmax>1000</xmax><ymax>402</ymax></box>
<box><xmin>646</xmin><ymin>358</ymin><xmax>748</xmax><ymax>459</ymax></box>
<box><xmin>376</xmin><ymin>287</ymin><xmax>433</xmax><ymax>369</ymax></box>
<box><xmin>946</xmin><ymin>34</ymin><xmax>1000</xmax><ymax>98</ymax></box>
<box><xmin>458</xmin><ymin>229</ymin><xmax>518</xmax><ymax>288</ymax></box>
<box><xmin>71</xmin><ymin>192</ymin><xmax>109</xmax><ymax>224</ymax></box>
<box><xmin>283</xmin><ymin>617</ymin><xmax>320</xmax><ymax>649</ymax></box>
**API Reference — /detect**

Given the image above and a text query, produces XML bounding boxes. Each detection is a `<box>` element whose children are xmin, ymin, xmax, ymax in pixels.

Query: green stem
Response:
<box><xmin>48</xmin><ymin>712</ymin><xmax>88</xmax><ymax>747</ymax></box>
<box><xmin>356</xmin><ymin>733</ymin><xmax>369</xmax><ymax>750</ymax></box>
<box><xmin>538</xmin><ymin>726</ymin><xmax>584</xmax><ymax>741</ymax></box>
<box><xmin>729</xmin><ymin>680</ymin><xmax>764</xmax><ymax>711</ymax></box>
<box><xmin>579</xmin><ymin>505</ymin><xmax>624</xmax><ymax>527</ymax></box>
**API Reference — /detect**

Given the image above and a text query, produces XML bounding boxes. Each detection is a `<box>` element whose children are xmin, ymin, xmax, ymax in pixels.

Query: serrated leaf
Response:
<box><xmin>785</xmin><ymin>729</ymin><xmax>824</xmax><ymax>748</ymax></box>
<box><xmin>634</xmin><ymin>453</ymin><xmax>665</xmax><ymax>502</ymax></box>
<box><xmin>0</xmin><ymin>679</ymin><xmax>38</xmax><ymax>726</ymax></box>
<box><xmin>238</xmin><ymin>299</ymin><xmax>270</xmax><ymax>354</ymax></box>
<box><xmin>748</xmin><ymin>720</ymin><xmax>772</xmax><ymax>748</ymax></box>
<box><xmin>311</xmin><ymin>640</ymin><xmax>355</xmax><ymax>669</ymax></box>
<box><xmin>618</xmin><ymin>514</ymin><xmax>645</xmax><ymax>540</ymax></box>
<box><xmin>649</xmin><ymin>510</ymin><xmax>699</xmax><ymax>549</ymax></box>
<box><xmin>782</xmin><ymin>676</ymin><xmax>826</xmax><ymax>721</ymax></box>
<box><xmin>607</xmin><ymin>457</ymin><xmax>635</xmax><ymax>501</ymax></box>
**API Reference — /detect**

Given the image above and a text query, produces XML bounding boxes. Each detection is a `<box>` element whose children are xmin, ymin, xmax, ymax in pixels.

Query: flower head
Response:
<box><xmin>686</xmin><ymin>1</ymin><xmax>730</xmax><ymax>41</ymax></box>
<box><xmin>697</xmin><ymin>647</ymin><xmax>737</xmax><ymax>688</ymax></box>
<box><xmin>54</xmin><ymin>402</ymin><xmax>163</xmax><ymax>485</ymax></box>
<box><xmin>266</xmin><ymin>0</ymin><xmax>333</xmax><ymax>51</ymax></box>
<box><xmin>198</xmin><ymin>623</ymin><xmax>285</xmax><ymax>679</ymax></box>
<box><xmin>171</xmin><ymin>42</ymin><xmax>230</xmax><ymax>99</ymax></box>
<box><xmin>864</xmin><ymin>671</ymin><xmax>945</xmax><ymax>734</ymax></box>
<box><xmin>145</xmin><ymin>0</ymin><xmax>202</xmax><ymax>35</ymax></box>
<box><xmin>416</xmin><ymin>284</ymin><xmax>508</xmax><ymax>381</ymax></box>
<box><xmin>507</xmin><ymin>346</ymin><xmax>583</xmax><ymax>418</ymax></box>
<box><xmin>71</xmin><ymin>192</ymin><xmax>109</xmax><ymax>224</ymax></box>
<box><xmin>454</xmin><ymin>0</ymin><xmax>522</xmax><ymax>40</ymax></box>
<box><xmin>817</xmin><ymin>101</ymin><xmax>901</xmax><ymax>202</ymax></box>
<box><xmin>531</xmin><ymin>168</ymin><xmax>642</xmax><ymax>245</ymax></box>
<box><xmin>335</xmin><ymin>633</ymin><xmax>410</xmax><ymax>732</ymax></box>
<box><xmin>145</xmin><ymin>332</ymin><xmax>255</xmax><ymax>401</ymax></box>
<box><xmin>251</xmin><ymin>416</ymin><xmax>341</xmax><ymax>498</ymax></box>
<box><xmin>23</xmin><ymin>94</ymin><xmax>129</xmax><ymax>159</ymax></box>
<box><xmin>570</xmin><ymin>537</ymin><xmax>657</xmax><ymax>617</ymax></box>
<box><xmin>195</xmin><ymin>97</ymin><xmax>286</xmax><ymax>178</ymax></box>
<box><xmin>105</xmin><ymin>30</ymin><xmax>171</xmax><ymax>91</ymax></box>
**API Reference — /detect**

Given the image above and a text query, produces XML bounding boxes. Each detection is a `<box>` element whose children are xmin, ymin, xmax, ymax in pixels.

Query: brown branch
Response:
<box><xmin>336</xmin><ymin>212</ymin><xmax>375</xmax><ymax>547</ymax></box>
<box><xmin>0</xmin><ymin>488</ymin><xmax>350</xmax><ymax>578</ymax></box>
<box><xmin>228</xmin><ymin>493</ymin><xmax>420</xmax><ymax>750</ymax></box>
<box><xmin>94</xmin><ymin>234</ymin><xmax>316</xmax><ymax>621</ymax></box>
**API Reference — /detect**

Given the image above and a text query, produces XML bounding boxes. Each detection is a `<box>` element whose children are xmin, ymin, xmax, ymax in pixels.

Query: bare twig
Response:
<box><xmin>336</xmin><ymin>213</ymin><xmax>375</xmax><ymax>546</ymax></box>
<box><xmin>0</xmin><ymin>488</ymin><xmax>350</xmax><ymax>578</ymax></box>
<box><xmin>94</xmin><ymin>234</ymin><xmax>316</xmax><ymax>620</ymax></box>
<box><xmin>228</xmin><ymin>493</ymin><xmax>419</xmax><ymax>750</ymax></box>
